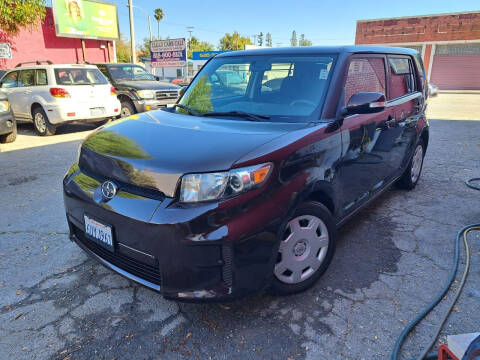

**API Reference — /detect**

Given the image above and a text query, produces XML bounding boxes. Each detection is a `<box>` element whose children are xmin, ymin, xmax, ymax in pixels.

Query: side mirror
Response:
<box><xmin>344</xmin><ymin>92</ymin><xmax>386</xmax><ymax>115</ymax></box>
<box><xmin>155</xmin><ymin>76</ymin><xmax>160</xmax><ymax>81</ymax></box>
<box><xmin>179</xmin><ymin>86</ymin><xmax>187</xmax><ymax>97</ymax></box>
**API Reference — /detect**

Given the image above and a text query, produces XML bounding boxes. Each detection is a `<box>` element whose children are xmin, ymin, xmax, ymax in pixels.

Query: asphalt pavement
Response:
<box><xmin>1</xmin><ymin>96</ymin><xmax>480</xmax><ymax>359</ymax></box>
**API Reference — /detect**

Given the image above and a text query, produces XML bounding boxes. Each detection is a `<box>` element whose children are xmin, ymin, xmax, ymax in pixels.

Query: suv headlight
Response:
<box><xmin>179</xmin><ymin>163</ymin><xmax>273</xmax><ymax>203</ymax></box>
<box><xmin>136</xmin><ymin>90</ymin><xmax>156</xmax><ymax>99</ymax></box>
<box><xmin>0</xmin><ymin>100</ymin><xmax>9</xmax><ymax>113</ymax></box>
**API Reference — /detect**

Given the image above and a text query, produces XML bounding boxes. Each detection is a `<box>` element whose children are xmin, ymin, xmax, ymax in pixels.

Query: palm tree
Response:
<box><xmin>154</xmin><ymin>8</ymin><xmax>164</xmax><ymax>40</ymax></box>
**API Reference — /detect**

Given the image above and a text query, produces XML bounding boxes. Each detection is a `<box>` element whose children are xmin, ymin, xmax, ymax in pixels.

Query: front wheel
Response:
<box><xmin>0</xmin><ymin>123</ymin><xmax>17</xmax><ymax>143</ymax></box>
<box><xmin>120</xmin><ymin>100</ymin><xmax>136</xmax><ymax>118</ymax></box>
<box><xmin>396</xmin><ymin>141</ymin><xmax>425</xmax><ymax>190</ymax></box>
<box><xmin>270</xmin><ymin>201</ymin><xmax>337</xmax><ymax>295</ymax></box>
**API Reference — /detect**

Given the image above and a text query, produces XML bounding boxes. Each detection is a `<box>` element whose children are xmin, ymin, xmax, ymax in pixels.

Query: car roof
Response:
<box><xmin>95</xmin><ymin>63</ymin><xmax>141</xmax><ymax>67</ymax></box>
<box><xmin>216</xmin><ymin>45</ymin><xmax>419</xmax><ymax>58</ymax></box>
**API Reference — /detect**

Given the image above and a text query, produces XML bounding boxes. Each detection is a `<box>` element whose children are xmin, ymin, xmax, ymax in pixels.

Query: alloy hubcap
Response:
<box><xmin>121</xmin><ymin>106</ymin><xmax>131</xmax><ymax>118</ymax></box>
<box><xmin>274</xmin><ymin>215</ymin><xmax>329</xmax><ymax>284</ymax></box>
<box><xmin>34</xmin><ymin>113</ymin><xmax>46</xmax><ymax>133</ymax></box>
<box><xmin>411</xmin><ymin>144</ymin><xmax>424</xmax><ymax>183</ymax></box>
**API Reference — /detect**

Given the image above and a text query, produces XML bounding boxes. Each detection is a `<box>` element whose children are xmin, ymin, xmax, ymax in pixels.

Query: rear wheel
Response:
<box><xmin>396</xmin><ymin>141</ymin><xmax>425</xmax><ymax>190</ymax></box>
<box><xmin>270</xmin><ymin>201</ymin><xmax>336</xmax><ymax>295</ymax></box>
<box><xmin>32</xmin><ymin>107</ymin><xmax>56</xmax><ymax>136</ymax></box>
<box><xmin>0</xmin><ymin>122</ymin><xmax>17</xmax><ymax>143</ymax></box>
<box><xmin>120</xmin><ymin>100</ymin><xmax>135</xmax><ymax>118</ymax></box>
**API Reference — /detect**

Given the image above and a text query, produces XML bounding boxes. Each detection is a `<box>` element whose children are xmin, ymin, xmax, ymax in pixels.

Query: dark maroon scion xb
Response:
<box><xmin>63</xmin><ymin>46</ymin><xmax>429</xmax><ymax>301</ymax></box>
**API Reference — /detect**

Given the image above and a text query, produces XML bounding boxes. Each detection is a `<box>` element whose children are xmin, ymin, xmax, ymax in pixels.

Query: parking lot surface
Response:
<box><xmin>1</xmin><ymin>93</ymin><xmax>480</xmax><ymax>359</ymax></box>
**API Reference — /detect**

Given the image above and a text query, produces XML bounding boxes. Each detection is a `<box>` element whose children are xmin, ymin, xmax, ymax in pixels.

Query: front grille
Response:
<box><xmin>72</xmin><ymin>225</ymin><xmax>162</xmax><ymax>286</ymax></box>
<box><xmin>156</xmin><ymin>90</ymin><xmax>179</xmax><ymax>100</ymax></box>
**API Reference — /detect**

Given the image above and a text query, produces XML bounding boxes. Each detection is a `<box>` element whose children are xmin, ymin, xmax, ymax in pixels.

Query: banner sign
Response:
<box><xmin>192</xmin><ymin>51</ymin><xmax>227</xmax><ymax>60</ymax></box>
<box><xmin>0</xmin><ymin>43</ymin><xmax>12</xmax><ymax>59</ymax></box>
<box><xmin>150</xmin><ymin>38</ymin><xmax>186</xmax><ymax>68</ymax></box>
<box><xmin>52</xmin><ymin>0</ymin><xmax>119</xmax><ymax>40</ymax></box>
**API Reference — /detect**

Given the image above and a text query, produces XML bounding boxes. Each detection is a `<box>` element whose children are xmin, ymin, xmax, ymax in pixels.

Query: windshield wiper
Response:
<box><xmin>172</xmin><ymin>104</ymin><xmax>200</xmax><ymax>116</ymax></box>
<box><xmin>202</xmin><ymin>111</ymin><xmax>270</xmax><ymax>122</ymax></box>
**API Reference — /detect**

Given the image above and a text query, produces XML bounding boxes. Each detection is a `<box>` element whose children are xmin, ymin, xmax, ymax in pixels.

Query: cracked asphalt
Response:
<box><xmin>1</xmin><ymin>96</ymin><xmax>480</xmax><ymax>359</ymax></box>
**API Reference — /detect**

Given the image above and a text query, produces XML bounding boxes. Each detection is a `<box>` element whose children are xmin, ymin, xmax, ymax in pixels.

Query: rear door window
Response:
<box><xmin>388</xmin><ymin>57</ymin><xmax>416</xmax><ymax>99</ymax></box>
<box><xmin>344</xmin><ymin>57</ymin><xmax>386</xmax><ymax>104</ymax></box>
<box><xmin>1</xmin><ymin>71</ymin><xmax>18</xmax><ymax>88</ymax></box>
<box><xmin>35</xmin><ymin>69</ymin><xmax>48</xmax><ymax>85</ymax></box>
<box><xmin>54</xmin><ymin>68</ymin><xmax>108</xmax><ymax>85</ymax></box>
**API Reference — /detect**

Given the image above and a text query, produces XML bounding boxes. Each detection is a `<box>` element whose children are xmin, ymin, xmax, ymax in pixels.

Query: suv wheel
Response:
<box><xmin>120</xmin><ymin>100</ymin><xmax>135</xmax><ymax>118</ymax></box>
<box><xmin>396</xmin><ymin>141</ymin><xmax>425</xmax><ymax>190</ymax></box>
<box><xmin>0</xmin><ymin>122</ymin><xmax>17</xmax><ymax>143</ymax></box>
<box><xmin>33</xmin><ymin>107</ymin><xmax>56</xmax><ymax>136</ymax></box>
<box><xmin>270</xmin><ymin>201</ymin><xmax>336</xmax><ymax>295</ymax></box>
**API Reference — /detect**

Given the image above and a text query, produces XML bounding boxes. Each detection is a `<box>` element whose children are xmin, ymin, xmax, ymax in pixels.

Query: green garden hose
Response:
<box><xmin>391</xmin><ymin>178</ymin><xmax>480</xmax><ymax>360</ymax></box>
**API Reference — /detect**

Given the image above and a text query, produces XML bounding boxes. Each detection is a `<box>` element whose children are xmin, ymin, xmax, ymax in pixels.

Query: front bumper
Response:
<box><xmin>133</xmin><ymin>99</ymin><xmax>177</xmax><ymax>113</ymax></box>
<box><xmin>63</xmin><ymin>167</ymin><xmax>285</xmax><ymax>301</ymax></box>
<box><xmin>0</xmin><ymin>112</ymin><xmax>15</xmax><ymax>135</ymax></box>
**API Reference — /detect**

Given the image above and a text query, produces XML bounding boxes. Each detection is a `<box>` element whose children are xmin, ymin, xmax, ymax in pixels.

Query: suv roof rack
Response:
<box><xmin>75</xmin><ymin>61</ymin><xmax>91</xmax><ymax>65</ymax></box>
<box><xmin>15</xmin><ymin>60</ymin><xmax>53</xmax><ymax>68</ymax></box>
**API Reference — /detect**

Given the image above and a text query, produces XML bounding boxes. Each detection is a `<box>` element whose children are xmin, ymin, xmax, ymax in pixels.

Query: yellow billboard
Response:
<box><xmin>53</xmin><ymin>0</ymin><xmax>119</xmax><ymax>40</ymax></box>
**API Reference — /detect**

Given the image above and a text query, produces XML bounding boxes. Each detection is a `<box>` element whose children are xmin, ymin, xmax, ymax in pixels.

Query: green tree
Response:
<box><xmin>219</xmin><ymin>32</ymin><xmax>252</xmax><ymax>51</ymax></box>
<box><xmin>265</xmin><ymin>33</ymin><xmax>273</xmax><ymax>47</ymax></box>
<box><xmin>116</xmin><ymin>34</ymin><xmax>131</xmax><ymax>63</ymax></box>
<box><xmin>187</xmin><ymin>36</ymin><xmax>215</xmax><ymax>59</ymax></box>
<box><xmin>257</xmin><ymin>32</ymin><xmax>263</xmax><ymax>46</ymax></box>
<box><xmin>137</xmin><ymin>37</ymin><xmax>151</xmax><ymax>58</ymax></box>
<box><xmin>290</xmin><ymin>30</ymin><xmax>298</xmax><ymax>46</ymax></box>
<box><xmin>299</xmin><ymin>34</ymin><xmax>312</xmax><ymax>46</ymax></box>
<box><xmin>181</xmin><ymin>75</ymin><xmax>213</xmax><ymax>113</ymax></box>
<box><xmin>154</xmin><ymin>8</ymin><xmax>164</xmax><ymax>40</ymax></box>
<box><xmin>0</xmin><ymin>0</ymin><xmax>46</xmax><ymax>35</ymax></box>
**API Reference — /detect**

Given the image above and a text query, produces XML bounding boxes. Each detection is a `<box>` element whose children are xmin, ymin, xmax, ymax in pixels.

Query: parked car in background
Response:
<box><xmin>63</xmin><ymin>46</ymin><xmax>429</xmax><ymax>302</ymax></box>
<box><xmin>428</xmin><ymin>83</ymin><xmax>439</xmax><ymax>96</ymax></box>
<box><xmin>171</xmin><ymin>78</ymin><xmax>191</xmax><ymax>86</ymax></box>
<box><xmin>0</xmin><ymin>62</ymin><xmax>120</xmax><ymax>136</ymax></box>
<box><xmin>0</xmin><ymin>92</ymin><xmax>16</xmax><ymax>143</ymax></box>
<box><xmin>96</xmin><ymin>63</ymin><xmax>181</xmax><ymax>118</ymax></box>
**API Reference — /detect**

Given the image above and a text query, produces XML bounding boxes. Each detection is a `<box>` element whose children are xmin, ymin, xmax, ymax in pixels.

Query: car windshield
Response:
<box><xmin>54</xmin><ymin>68</ymin><xmax>108</xmax><ymax>85</ymax></box>
<box><xmin>176</xmin><ymin>54</ymin><xmax>336</xmax><ymax>122</ymax></box>
<box><xmin>108</xmin><ymin>65</ymin><xmax>155</xmax><ymax>81</ymax></box>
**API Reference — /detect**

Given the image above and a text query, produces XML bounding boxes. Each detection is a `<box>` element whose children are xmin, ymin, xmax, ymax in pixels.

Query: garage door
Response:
<box><xmin>430</xmin><ymin>44</ymin><xmax>480</xmax><ymax>90</ymax></box>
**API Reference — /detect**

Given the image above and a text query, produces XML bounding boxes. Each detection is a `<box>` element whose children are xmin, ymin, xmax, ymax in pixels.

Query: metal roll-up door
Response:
<box><xmin>430</xmin><ymin>44</ymin><xmax>480</xmax><ymax>90</ymax></box>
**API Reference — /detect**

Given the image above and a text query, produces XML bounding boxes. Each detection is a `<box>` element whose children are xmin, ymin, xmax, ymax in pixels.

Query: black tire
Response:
<box><xmin>120</xmin><ymin>99</ymin><xmax>136</xmax><ymax>118</ymax></box>
<box><xmin>396</xmin><ymin>140</ymin><xmax>425</xmax><ymax>190</ymax></box>
<box><xmin>32</xmin><ymin>107</ymin><xmax>56</xmax><ymax>136</ymax></box>
<box><xmin>0</xmin><ymin>122</ymin><xmax>17</xmax><ymax>143</ymax></box>
<box><xmin>269</xmin><ymin>201</ymin><xmax>337</xmax><ymax>295</ymax></box>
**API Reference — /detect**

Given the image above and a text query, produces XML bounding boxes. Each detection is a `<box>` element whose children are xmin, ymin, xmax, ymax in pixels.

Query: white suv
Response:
<box><xmin>0</xmin><ymin>62</ymin><xmax>121</xmax><ymax>136</ymax></box>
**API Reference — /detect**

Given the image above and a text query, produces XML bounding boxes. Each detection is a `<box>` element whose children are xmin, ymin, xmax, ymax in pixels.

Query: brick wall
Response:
<box><xmin>355</xmin><ymin>12</ymin><xmax>480</xmax><ymax>44</ymax></box>
<box><xmin>0</xmin><ymin>8</ymin><xmax>112</xmax><ymax>69</ymax></box>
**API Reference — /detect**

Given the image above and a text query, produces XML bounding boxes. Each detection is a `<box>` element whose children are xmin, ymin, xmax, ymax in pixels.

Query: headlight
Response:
<box><xmin>0</xmin><ymin>100</ymin><xmax>9</xmax><ymax>113</ymax></box>
<box><xmin>136</xmin><ymin>90</ymin><xmax>155</xmax><ymax>99</ymax></box>
<box><xmin>179</xmin><ymin>163</ymin><xmax>273</xmax><ymax>203</ymax></box>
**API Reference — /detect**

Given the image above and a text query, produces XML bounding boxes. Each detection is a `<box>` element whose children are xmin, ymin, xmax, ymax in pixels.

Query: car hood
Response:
<box><xmin>79</xmin><ymin>110</ymin><xmax>308</xmax><ymax>197</ymax></box>
<box><xmin>115</xmin><ymin>80</ymin><xmax>180</xmax><ymax>91</ymax></box>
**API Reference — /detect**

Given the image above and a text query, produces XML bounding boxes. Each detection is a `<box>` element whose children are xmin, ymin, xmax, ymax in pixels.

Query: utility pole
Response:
<box><xmin>185</xmin><ymin>26</ymin><xmax>194</xmax><ymax>80</ymax></box>
<box><xmin>128</xmin><ymin>0</ymin><xmax>136</xmax><ymax>63</ymax></box>
<box><xmin>252</xmin><ymin>34</ymin><xmax>257</xmax><ymax>45</ymax></box>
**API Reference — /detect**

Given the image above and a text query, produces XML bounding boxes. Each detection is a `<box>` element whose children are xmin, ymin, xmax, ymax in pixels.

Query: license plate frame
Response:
<box><xmin>84</xmin><ymin>214</ymin><xmax>114</xmax><ymax>251</ymax></box>
<box><xmin>90</xmin><ymin>107</ymin><xmax>105</xmax><ymax>117</ymax></box>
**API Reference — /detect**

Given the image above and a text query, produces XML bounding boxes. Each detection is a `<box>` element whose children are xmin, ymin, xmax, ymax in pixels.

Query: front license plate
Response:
<box><xmin>90</xmin><ymin>107</ymin><xmax>105</xmax><ymax>117</ymax></box>
<box><xmin>84</xmin><ymin>215</ymin><xmax>114</xmax><ymax>250</ymax></box>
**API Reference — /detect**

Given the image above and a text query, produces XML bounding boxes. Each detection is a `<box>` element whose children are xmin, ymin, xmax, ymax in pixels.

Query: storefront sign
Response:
<box><xmin>150</xmin><ymin>38</ymin><xmax>186</xmax><ymax>68</ymax></box>
<box><xmin>0</xmin><ymin>43</ymin><xmax>12</xmax><ymax>59</ymax></box>
<box><xmin>52</xmin><ymin>0</ymin><xmax>119</xmax><ymax>40</ymax></box>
